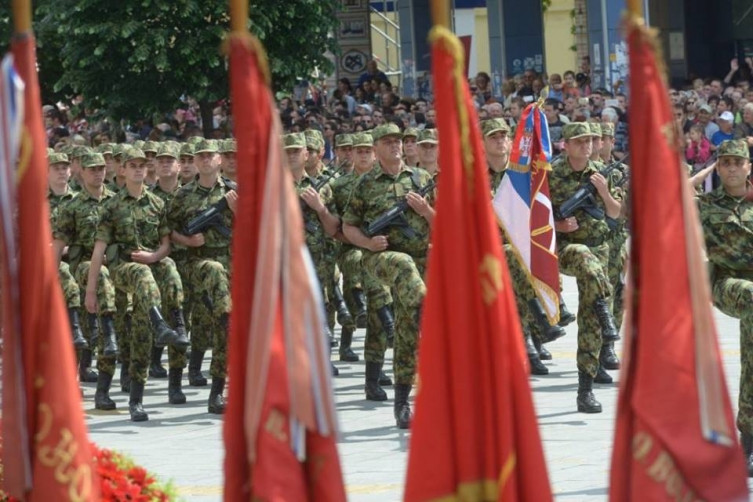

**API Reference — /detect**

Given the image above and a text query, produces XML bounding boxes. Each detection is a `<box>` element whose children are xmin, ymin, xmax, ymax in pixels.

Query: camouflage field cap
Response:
<box><xmin>417</xmin><ymin>128</ymin><xmax>439</xmax><ymax>145</ymax></box>
<box><xmin>70</xmin><ymin>145</ymin><xmax>93</xmax><ymax>160</ymax></box>
<box><xmin>334</xmin><ymin>134</ymin><xmax>353</xmax><ymax>148</ymax></box>
<box><xmin>403</xmin><ymin>127</ymin><xmax>419</xmax><ymax>139</ymax></box>
<box><xmin>179</xmin><ymin>142</ymin><xmax>195</xmax><ymax>157</ymax></box>
<box><xmin>304</xmin><ymin>129</ymin><xmax>324</xmax><ymax>150</ymax></box>
<box><xmin>46</xmin><ymin>147</ymin><xmax>55</xmax><ymax>156</ymax></box>
<box><xmin>95</xmin><ymin>143</ymin><xmax>114</xmax><ymax>156</ymax></box>
<box><xmin>111</xmin><ymin>144</ymin><xmax>127</xmax><ymax>159</ymax></box>
<box><xmin>156</xmin><ymin>142</ymin><xmax>181</xmax><ymax>159</ymax></box>
<box><xmin>219</xmin><ymin>138</ymin><xmax>237</xmax><ymax>153</ymax></box>
<box><xmin>481</xmin><ymin>118</ymin><xmax>511</xmax><ymax>137</ymax></box>
<box><xmin>283</xmin><ymin>132</ymin><xmax>307</xmax><ymax>150</ymax></box>
<box><xmin>600</xmin><ymin>122</ymin><xmax>615</xmax><ymax>137</ymax></box>
<box><xmin>48</xmin><ymin>152</ymin><xmax>70</xmax><ymax>165</ymax></box>
<box><xmin>133</xmin><ymin>140</ymin><xmax>145</xmax><ymax>150</ymax></box>
<box><xmin>588</xmin><ymin>122</ymin><xmax>602</xmax><ymax>137</ymax></box>
<box><xmin>193</xmin><ymin>139</ymin><xmax>218</xmax><ymax>154</ymax></box>
<box><xmin>717</xmin><ymin>139</ymin><xmax>750</xmax><ymax>159</ymax></box>
<box><xmin>81</xmin><ymin>152</ymin><xmax>106</xmax><ymax>168</ymax></box>
<box><xmin>186</xmin><ymin>136</ymin><xmax>205</xmax><ymax>147</ymax></box>
<box><xmin>142</xmin><ymin>140</ymin><xmax>160</xmax><ymax>154</ymax></box>
<box><xmin>122</xmin><ymin>147</ymin><xmax>147</xmax><ymax>163</ymax></box>
<box><xmin>351</xmin><ymin>132</ymin><xmax>374</xmax><ymax>148</ymax></box>
<box><xmin>371</xmin><ymin>123</ymin><xmax>402</xmax><ymax>142</ymax></box>
<box><xmin>562</xmin><ymin>122</ymin><xmax>592</xmax><ymax>140</ymax></box>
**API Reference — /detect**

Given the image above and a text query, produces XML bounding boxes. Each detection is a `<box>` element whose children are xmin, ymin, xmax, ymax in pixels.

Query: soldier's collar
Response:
<box><xmin>717</xmin><ymin>182</ymin><xmax>753</xmax><ymax>201</ymax></box>
<box><xmin>374</xmin><ymin>162</ymin><xmax>407</xmax><ymax>179</ymax></box>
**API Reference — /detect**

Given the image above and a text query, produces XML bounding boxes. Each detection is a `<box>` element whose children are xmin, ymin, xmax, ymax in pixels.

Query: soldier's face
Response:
<box><xmin>600</xmin><ymin>137</ymin><xmax>615</xmax><ymax>158</ymax></box>
<box><xmin>717</xmin><ymin>156</ymin><xmax>751</xmax><ymax>191</ymax></box>
<box><xmin>81</xmin><ymin>165</ymin><xmax>106</xmax><ymax>188</ymax></box>
<box><xmin>48</xmin><ymin>162</ymin><xmax>70</xmax><ymax>186</ymax></box>
<box><xmin>418</xmin><ymin>143</ymin><xmax>438</xmax><ymax>165</ymax></box>
<box><xmin>124</xmin><ymin>159</ymin><xmax>147</xmax><ymax>184</ymax></box>
<box><xmin>335</xmin><ymin>146</ymin><xmax>353</xmax><ymax>164</ymax></box>
<box><xmin>353</xmin><ymin>146</ymin><xmax>374</xmax><ymax>171</ymax></box>
<box><xmin>483</xmin><ymin>131</ymin><xmax>510</xmax><ymax>158</ymax></box>
<box><xmin>591</xmin><ymin>137</ymin><xmax>603</xmax><ymax>156</ymax></box>
<box><xmin>305</xmin><ymin>148</ymin><xmax>321</xmax><ymax>169</ymax></box>
<box><xmin>157</xmin><ymin>155</ymin><xmax>179</xmax><ymax>178</ymax></box>
<box><xmin>104</xmin><ymin>153</ymin><xmax>116</xmax><ymax>178</ymax></box>
<box><xmin>375</xmin><ymin>136</ymin><xmax>403</xmax><ymax>165</ymax></box>
<box><xmin>565</xmin><ymin>136</ymin><xmax>592</xmax><ymax>161</ymax></box>
<box><xmin>221</xmin><ymin>153</ymin><xmax>237</xmax><ymax>176</ymax></box>
<box><xmin>194</xmin><ymin>152</ymin><xmax>221</xmax><ymax>176</ymax></box>
<box><xmin>179</xmin><ymin>156</ymin><xmax>197</xmax><ymax>181</ymax></box>
<box><xmin>286</xmin><ymin>147</ymin><xmax>308</xmax><ymax>171</ymax></box>
<box><xmin>403</xmin><ymin>137</ymin><xmax>417</xmax><ymax>157</ymax></box>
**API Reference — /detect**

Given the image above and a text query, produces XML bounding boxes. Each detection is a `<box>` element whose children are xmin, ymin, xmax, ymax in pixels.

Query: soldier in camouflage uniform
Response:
<box><xmin>179</xmin><ymin>142</ymin><xmax>198</xmax><ymax>185</ymax></box>
<box><xmin>402</xmin><ymin>127</ymin><xmax>420</xmax><ymax>167</ymax></box>
<box><xmin>333</xmin><ymin>133</ymin><xmax>355</xmax><ymax>175</ymax></box>
<box><xmin>330</xmin><ymin>132</ymin><xmax>394</xmax><ymax>399</ymax></box>
<box><xmin>416</xmin><ymin>129</ymin><xmax>439</xmax><ymax>175</ymax></box>
<box><xmin>284</xmin><ymin>133</ymin><xmax>342</xmax><ymax>375</ymax></box>
<box><xmin>47</xmin><ymin>150</ymin><xmax>88</xmax><ymax>350</ymax></box>
<box><xmin>549</xmin><ymin>123</ymin><xmax>622</xmax><ymax>414</ymax></box>
<box><xmin>67</xmin><ymin>145</ymin><xmax>91</xmax><ymax>192</ymax></box>
<box><xmin>481</xmin><ymin>118</ymin><xmax>566</xmax><ymax>376</ymax></box>
<box><xmin>600</xmin><ymin>122</ymin><xmax>629</xmax><ymax>372</ymax></box>
<box><xmin>697</xmin><ymin>139</ymin><xmax>753</xmax><ymax>475</ymax></box>
<box><xmin>342</xmin><ymin>123</ymin><xmax>434</xmax><ymax>429</ymax></box>
<box><xmin>168</xmin><ymin>138</ymin><xmax>236</xmax><ymax>414</ymax></box>
<box><xmin>219</xmin><ymin>138</ymin><xmax>237</xmax><ymax>183</ymax></box>
<box><xmin>86</xmin><ymin>147</ymin><xmax>189</xmax><ymax>422</ymax></box>
<box><xmin>142</xmin><ymin>140</ymin><xmax>160</xmax><ymax>187</ymax></box>
<box><xmin>52</xmin><ymin>152</ymin><xmax>120</xmax><ymax>408</ymax></box>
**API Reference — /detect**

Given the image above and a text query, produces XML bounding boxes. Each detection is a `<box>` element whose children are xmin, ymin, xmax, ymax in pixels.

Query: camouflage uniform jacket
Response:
<box><xmin>294</xmin><ymin>173</ymin><xmax>335</xmax><ymax>258</ymax></box>
<box><xmin>487</xmin><ymin>165</ymin><xmax>505</xmax><ymax>198</ymax></box>
<box><xmin>53</xmin><ymin>187</ymin><xmax>116</xmax><ymax>258</ymax></box>
<box><xmin>48</xmin><ymin>186</ymin><xmax>76</xmax><ymax>227</ymax></box>
<box><xmin>96</xmin><ymin>187</ymin><xmax>170</xmax><ymax>258</ymax></box>
<box><xmin>330</xmin><ymin>171</ymin><xmax>364</xmax><ymax>253</ymax></box>
<box><xmin>151</xmin><ymin>181</ymin><xmax>181</xmax><ymax>204</ymax></box>
<box><xmin>166</xmin><ymin>176</ymin><xmax>234</xmax><ymax>260</ymax></box>
<box><xmin>697</xmin><ymin>183</ymin><xmax>753</xmax><ymax>281</ymax></box>
<box><xmin>549</xmin><ymin>157</ymin><xmax>619</xmax><ymax>249</ymax></box>
<box><xmin>342</xmin><ymin>163</ymin><xmax>433</xmax><ymax>258</ymax></box>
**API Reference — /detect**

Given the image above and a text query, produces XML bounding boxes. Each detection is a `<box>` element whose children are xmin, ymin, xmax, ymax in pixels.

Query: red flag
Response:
<box><xmin>224</xmin><ymin>34</ymin><xmax>345</xmax><ymax>501</ymax></box>
<box><xmin>609</xmin><ymin>16</ymin><xmax>748</xmax><ymax>502</ymax></box>
<box><xmin>1</xmin><ymin>35</ymin><xmax>98</xmax><ymax>500</ymax></box>
<box><xmin>404</xmin><ymin>25</ymin><xmax>552</xmax><ymax>502</ymax></box>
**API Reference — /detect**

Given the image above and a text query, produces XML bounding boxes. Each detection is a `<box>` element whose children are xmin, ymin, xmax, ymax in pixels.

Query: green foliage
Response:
<box><xmin>541</xmin><ymin>0</ymin><xmax>552</xmax><ymax>13</ymax></box>
<box><xmin>0</xmin><ymin>0</ymin><xmax>339</xmax><ymax>121</ymax></box>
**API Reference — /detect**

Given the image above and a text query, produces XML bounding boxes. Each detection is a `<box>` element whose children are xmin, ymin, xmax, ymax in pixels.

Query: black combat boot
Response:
<box><xmin>532</xmin><ymin>336</ymin><xmax>552</xmax><ymax>361</ymax></box>
<box><xmin>333</xmin><ymin>285</ymin><xmax>354</xmax><ymax>327</ymax></box>
<box><xmin>87</xmin><ymin>313</ymin><xmax>100</xmax><ymax>347</ymax></box>
<box><xmin>525</xmin><ymin>334</ymin><xmax>549</xmax><ymax>375</ymax></box>
<box><xmin>94</xmin><ymin>372</ymin><xmax>116</xmax><ymax>410</ymax></box>
<box><xmin>78</xmin><ymin>348</ymin><xmax>98</xmax><ymax>383</ymax></box>
<box><xmin>128</xmin><ymin>381</ymin><xmax>149</xmax><ymax>422</ymax></box>
<box><xmin>577</xmin><ymin>372</ymin><xmax>602</xmax><ymax>413</ymax></box>
<box><xmin>740</xmin><ymin>432</ymin><xmax>753</xmax><ymax>477</ymax></box>
<box><xmin>120</xmin><ymin>360</ymin><xmax>131</xmax><ymax>393</ymax></box>
<box><xmin>331</xmin><ymin>362</ymin><xmax>339</xmax><ymax>376</ymax></box>
<box><xmin>149</xmin><ymin>345</ymin><xmax>167</xmax><ymax>378</ymax></box>
<box><xmin>600</xmin><ymin>342</ymin><xmax>620</xmax><ymax>370</ymax></box>
<box><xmin>594</xmin><ymin>365</ymin><xmax>613</xmax><ymax>384</ymax></box>
<box><xmin>327</xmin><ymin>325</ymin><xmax>338</xmax><ymax>348</ymax></box>
<box><xmin>379</xmin><ymin>370</ymin><xmax>393</xmax><ymax>386</ymax></box>
<box><xmin>100</xmin><ymin>314</ymin><xmax>119</xmax><ymax>357</ymax></box>
<box><xmin>149</xmin><ymin>306</ymin><xmax>178</xmax><ymax>348</ymax></box>
<box><xmin>365</xmin><ymin>362</ymin><xmax>387</xmax><ymax>401</ymax></box>
<box><xmin>208</xmin><ymin>377</ymin><xmax>226</xmax><ymax>414</ymax></box>
<box><xmin>187</xmin><ymin>350</ymin><xmax>208</xmax><ymax>386</ymax></box>
<box><xmin>168</xmin><ymin>368</ymin><xmax>186</xmax><ymax>405</ymax></box>
<box><xmin>351</xmin><ymin>288</ymin><xmax>368</xmax><ymax>329</ymax></box>
<box><xmin>376</xmin><ymin>305</ymin><xmax>396</xmax><ymax>349</ymax></box>
<box><xmin>394</xmin><ymin>384</ymin><xmax>412</xmax><ymax>429</ymax></box>
<box><xmin>528</xmin><ymin>298</ymin><xmax>567</xmax><ymax>343</ymax></box>
<box><xmin>594</xmin><ymin>299</ymin><xmax>620</xmax><ymax>342</ymax></box>
<box><xmin>558</xmin><ymin>296</ymin><xmax>576</xmax><ymax>327</ymax></box>
<box><xmin>170</xmin><ymin>308</ymin><xmax>191</xmax><ymax>350</ymax></box>
<box><xmin>338</xmin><ymin>326</ymin><xmax>359</xmax><ymax>362</ymax></box>
<box><xmin>68</xmin><ymin>308</ymin><xmax>88</xmax><ymax>350</ymax></box>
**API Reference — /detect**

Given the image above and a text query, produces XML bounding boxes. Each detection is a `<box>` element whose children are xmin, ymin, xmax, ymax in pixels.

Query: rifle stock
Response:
<box><xmin>364</xmin><ymin>179</ymin><xmax>436</xmax><ymax>237</ymax></box>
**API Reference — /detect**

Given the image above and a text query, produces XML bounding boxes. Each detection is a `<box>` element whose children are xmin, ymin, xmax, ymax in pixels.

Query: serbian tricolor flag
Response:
<box><xmin>492</xmin><ymin>102</ymin><xmax>560</xmax><ymax>323</ymax></box>
<box><xmin>403</xmin><ymin>23</ymin><xmax>552</xmax><ymax>502</ymax></box>
<box><xmin>223</xmin><ymin>32</ymin><xmax>345</xmax><ymax>501</ymax></box>
<box><xmin>1</xmin><ymin>35</ymin><xmax>98</xmax><ymax>500</ymax></box>
<box><xmin>609</xmin><ymin>12</ymin><xmax>748</xmax><ymax>502</ymax></box>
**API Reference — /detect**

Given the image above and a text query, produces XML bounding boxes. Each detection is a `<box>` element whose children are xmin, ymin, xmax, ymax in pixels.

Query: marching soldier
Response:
<box><xmin>402</xmin><ymin>127</ymin><xmax>419</xmax><ymax>167</ymax></box>
<box><xmin>219</xmin><ymin>138</ymin><xmax>238</xmax><ymax>183</ymax></box>
<box><xmin>179</xmin><ymin>142</ymin><xmax>198</xmax><ymax>185</ymax></box>
<box><xmin>142</xmin><ymin>140</ymin><xmax>160</xmax><ymax>187</ymax></box>
<box><xmin>333</xmin><ymin>133</ymin><xmax>355</xmax><ymax>174</ymax></box>
<box><xmin>416</xmin><ymin>128</ymin><xmax>439</xmax><ymax>175</ymax></box>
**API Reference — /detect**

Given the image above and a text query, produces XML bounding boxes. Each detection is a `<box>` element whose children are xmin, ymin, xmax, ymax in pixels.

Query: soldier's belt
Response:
<box><xmin>564</xmin><ymin>236</ymin><xmax>607</xmax><ymax>248</ymax></box>
<box><xmin>191</xmin><ymin>246</ymin><xmax>229</xmax><ymax>259</ymax></box>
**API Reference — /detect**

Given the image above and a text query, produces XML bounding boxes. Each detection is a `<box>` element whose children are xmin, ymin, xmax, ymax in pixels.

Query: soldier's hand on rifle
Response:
<box><xmin>590</xmin><ymin>173</ymin><xmax>610</xmax><ymax>200</ymax></box>
<box><xmin>177</xmin><ymin>231</ymin><xmax>205</xmax><ymax>248</ymax></box>
<box><xmin>555</xmin><ymin>216</ymin><xmax>579</xmax><ymax>233</ymax></box>
<box><xmin>225</xmin><ymin>190</ymin><xmax>238</xmax><ymax>214</ymax></box>
<box><xmin>300</xmin><ymin>187</ymin><xmax>324</xmax><ymax>212</ymax></box>
<box><xmin>406</xmin><ymin>191</ymin><xmax>431</xmax><ymax>218</ymax></box>
<box><xmin>131</xmin><ymin>250</ymin><xmax>157</xmax><ymax>264</ymax></box>
<box><xmin>368</xmin><ymin>235</ymin><xmax>389</xmax><ymax>252</ymax></box>
<box><xmin>84</xmin><ymin>289</ymin><xmax>98</xmax><ymax>314</ymax></box>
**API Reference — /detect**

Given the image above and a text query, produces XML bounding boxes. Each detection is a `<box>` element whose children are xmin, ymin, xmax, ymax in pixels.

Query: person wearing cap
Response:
<box><xmin>697</xmin><ymin>139</ymin><xmax>753</xmax><ymax>475</ymax></box>
<box><xmin>86</xmin><ymin>146</ymin><xmax>190</xmax><ymax>422</ymax></box>
<box><xmin>549</xmin><ymin>122</ymin><xmax>623</xmax><ymax>414</ymax></box>
<box><xmin>68</xmin><ymin>145</ymin><xmax>92</xmax><ymax>191</ymax></box>
<box><xmin>402</xmin><ymin>127</ymin><xmax>419</xmax><ymax>167</ymax></box>
<box><xmin>342</xmin><ymin>122</ymin><xmax>434</xmax><ymax>429</ymax></box>
<box><xmin>105</xmin><ymin>144</ymin><xmax>127</xmax><ymax>193</ymax></box>
<box><xmin>588</xmin><ymin>122</ymin><xmax>603</xmax><ymax>163</ymax></box>
<box><xmin>47</xmin><ymin>151</ymin><xmax>88</xmax><ymax>351</ymax></box>
<box><xmin>179</xmin><ymin>142</ymin><xmax>197</xmax><ymax>184</ymax></box>
<box><xmin>697</xmin><ymin>103</ymin><xmax>720</xmax><ymax>140</ymax></box>
<box><xmin>52</xmin><ymin>152</ymin><xmax>121</xmax><ymax>404</ymax></box>
<box><xmin>95</xmin><ymin>143</ymin><xmax>117</xmax><ymax>185</ymax></box>
<box><xmin>332</xmin><ymin>133</ymin><xmax>354</xmax><ymax>174</ymax></box>
<box><xmin>167</xmin><ymin>138</ymin><xmax>237</xmax><ymax>414</ymax></box>
<box><xmin>142</xmin><ymin>140</ymin><xmax>160</xmax><ymax>187</ymax></box>
<box><xmin>219</xmin><ymin>138</ymin><xmax>237</xmax><ymax>183</ymax></box>
<box><xmin>711</xmin><ymin>111</ymin><xmax>736</xmax><ymax>149</ymax></box>
<box><xmin>416</xmin><ymin>128</ymin><xmax>439</xmax><ymax>177</ymax></box>
<box><xmin>481</xmin><ymin>117</ymin><xmax>567</xmax><ymax>375</ymax></box>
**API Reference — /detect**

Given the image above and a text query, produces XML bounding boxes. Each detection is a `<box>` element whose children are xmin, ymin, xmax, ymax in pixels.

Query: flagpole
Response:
<box><xmin>430</xmin><ymin>0</ymin><xmax>450</xmax><ymax>29</ymax></box>
<box><xmin>12</xmin><ymin>0</ymin><xmax>32</xmax><ymax>34</ymax></box>
<box><xmin>229</xmin><ymin>0</ymin><xmax>248</xmax><ymax>34</ymax></box>
<box><xmin>626</xmin><ymin>0</ymin><xmax>643</xmax><ymax>17</ymax></box>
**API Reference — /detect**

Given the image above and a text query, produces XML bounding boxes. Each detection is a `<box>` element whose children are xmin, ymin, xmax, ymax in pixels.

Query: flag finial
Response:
<box><xmin>12</xmin><ymin>0</ymin><xmax>32</xmax><ymax>34</ymax></box>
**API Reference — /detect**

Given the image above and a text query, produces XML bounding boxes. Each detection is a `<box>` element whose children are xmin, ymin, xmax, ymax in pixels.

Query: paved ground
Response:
<box><xmin>83</xmin><ymin>276</ymin><xmax>748</xmax><ymax>501</ymax></box>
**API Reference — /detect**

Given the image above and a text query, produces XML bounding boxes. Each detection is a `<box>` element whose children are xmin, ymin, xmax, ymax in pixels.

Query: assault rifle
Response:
<box><xmin>554</xmin><ymin>154</ymin><xmax>630</xmax><ymax>221</ymax></box>
<box><xmin>364</xmin><ymin>179</ymin><xmax>436</xmax><ymax>238</ymax></box>
<box><xmin>301</xmin><ymin>170</ymin><xmax>337</xmax><ymax>234</ymax></box>
<box><xmin>184</xmin><ymin>198</ymin><xmax>232</xmax><ymax>238</ymax></box>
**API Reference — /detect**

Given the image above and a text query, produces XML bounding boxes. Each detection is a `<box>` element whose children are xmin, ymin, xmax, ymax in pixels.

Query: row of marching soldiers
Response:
<box><xmin>48</xmin><ymin>137</ymin><xmax>236</xmax><ymax>422</ymax></box>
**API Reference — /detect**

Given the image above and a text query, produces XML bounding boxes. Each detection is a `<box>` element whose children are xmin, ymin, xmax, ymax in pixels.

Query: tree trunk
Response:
<box><xmin>199</xmin><ymin>99</ymin><xmax>214</xmax><ymax>138</ymax></box>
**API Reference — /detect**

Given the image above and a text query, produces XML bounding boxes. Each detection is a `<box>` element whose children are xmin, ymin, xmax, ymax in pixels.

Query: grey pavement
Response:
<box><xmin>83</xmin><ymin>276</ymin><xmax>749</xmax><ymax>501</ymax></box>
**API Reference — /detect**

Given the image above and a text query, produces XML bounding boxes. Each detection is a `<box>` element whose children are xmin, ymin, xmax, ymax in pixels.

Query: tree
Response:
<box><xmin>8</xmin><ymin>0</ymin><xmax>339</xmax><ymax>133</ymax></box>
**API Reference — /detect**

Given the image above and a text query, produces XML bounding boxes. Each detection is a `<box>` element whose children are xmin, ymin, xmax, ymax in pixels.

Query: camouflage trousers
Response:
<box><xmin>712</xmin><ymin>274</ymin><xmax>753</xmax><ymax>435</ymax></box>
<box><xmin>503</xmin><ymin>244</ymin><xmax>538</xmax><ymax>343</ymax></box>
<box><xmin>359</xmin><ymin>247</ymin><xmax>392</xmax><ymax>365</ymax></box>
<box><xmin>363</xmin><ymin>250</ymin><xmax>426</xmax><ymax>385</ymax></box>
<box><xmin>338</xmin><ymin>246</ymin><xmax>363</xmax><ymax>330</ymax></box>
<box><xmin>324</xmin><ymin>242</ymin><xmax>341</xmax><ymax>331</ymax></box>
<box><xmin>187</xmin><ymin>256</ymin><xmax>230</xmax><ymax>379</ymax></box>
<box><xmin>110</xmin><ymin>258</ymin><xmax>184</xmax><ymax>384</ymax></box>
<box><xmin>608</xmin><ymin>230</ymin><xmax>629</xmax><ymax>330</ymax></box>
<box><xmin>74</xmin><ymin>261</ymin><xmax>117</xmax><ymax>315</ymax></box>
<box><xmin>558</xmin><ymin>242</ymin><xmax>612</xmax><ymax>378</ymax></box>
<box><xmin>59</xmin><ymin>262</ymin><xmax>80</xmax><ymax>309</ymax></box>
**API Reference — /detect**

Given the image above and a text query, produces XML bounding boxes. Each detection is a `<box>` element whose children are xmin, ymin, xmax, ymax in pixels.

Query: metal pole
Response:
<box><xmin>600</xmin><ymin>0</ymin><xmax>611</xmax><ymax>88</ymax></box>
